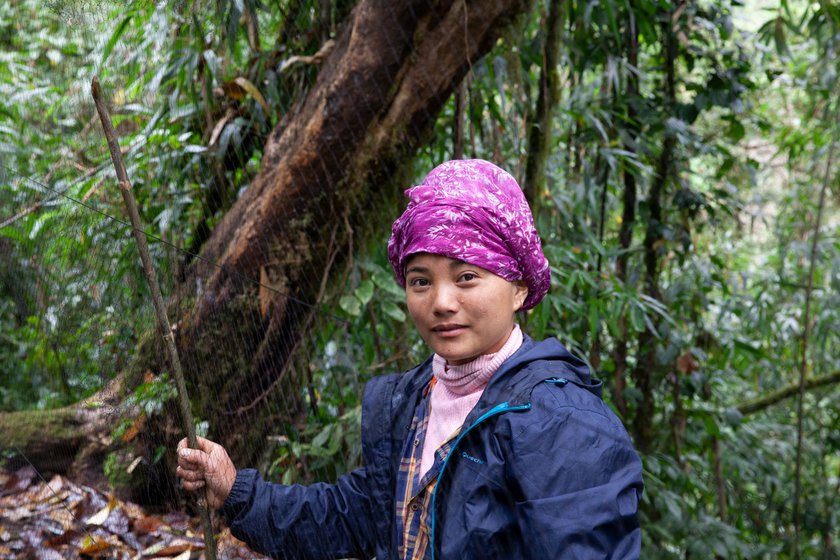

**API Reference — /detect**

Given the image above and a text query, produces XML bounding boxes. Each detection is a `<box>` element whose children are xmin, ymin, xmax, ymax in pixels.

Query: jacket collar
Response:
<box><xmin>381</xmin><ymin>335</ymin><xmax>602</xmax><ymax>440</ymax></box>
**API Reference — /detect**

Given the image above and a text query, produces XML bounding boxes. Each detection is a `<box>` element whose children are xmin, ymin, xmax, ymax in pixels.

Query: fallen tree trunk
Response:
<box><xmin>0</xmin><ymin>373</ymin><xmax>125</xmax><ymax>488</ymax></box>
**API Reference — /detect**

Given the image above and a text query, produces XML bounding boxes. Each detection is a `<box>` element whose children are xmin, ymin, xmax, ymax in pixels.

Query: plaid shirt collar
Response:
<box><xmin>395</xmin><ymin>377</ymin><xmax>458</xmax><ymax>560</ymax></box>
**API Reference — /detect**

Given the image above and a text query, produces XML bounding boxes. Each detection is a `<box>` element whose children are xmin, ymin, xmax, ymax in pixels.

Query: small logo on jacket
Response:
<box><xmin>461</xmin><ymin>451</ymin><xmax>485</xmax><ymax>465</ymax></box>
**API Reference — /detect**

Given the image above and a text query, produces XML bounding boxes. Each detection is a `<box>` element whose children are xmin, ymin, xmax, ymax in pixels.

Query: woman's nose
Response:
<box><xmin>431</xmin><ymin>285</ymin><xmax>459</xmax><ymax>314</ymax></box>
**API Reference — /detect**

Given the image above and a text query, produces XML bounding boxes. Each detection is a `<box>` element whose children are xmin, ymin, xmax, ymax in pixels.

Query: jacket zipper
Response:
<box><xmin>429</xmin><ymin>401</ymin><xmax>532</xmax><ymax>560</ymax></box>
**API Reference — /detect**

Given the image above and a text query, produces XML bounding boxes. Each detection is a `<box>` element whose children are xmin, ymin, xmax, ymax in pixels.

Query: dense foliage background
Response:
<box><xmin>1</xmin><ymin>0</ymin><xmax>839</xmax><ymax>558</ymax></box>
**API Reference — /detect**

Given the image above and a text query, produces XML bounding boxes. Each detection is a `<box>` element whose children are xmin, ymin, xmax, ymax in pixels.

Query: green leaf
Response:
<box><xmin>382</xmin><ymin>301</ymin><xmax>406</xmax><ymax>322</ymax></box>
<box><xmin>339</xmin><ymin>295</ymin><xmax>361</xmax><ymax>316</ymax></box>
<box><xmin>630</xmin><ymin>305</ymin><xmax>645</xmax><ymax>333</ymax></box>
<box><xmin>661</xmin><ymin>492</ymin><xmax>684</xmax><ymax>523</ymax></box>
<box><xmin>604</xmin><ymin>0</ymin><xmax>620</xmax><ymax>43</ymax></box>
<box><xmin>100</xmin><ymin>14</ymin><xmax>134</xmax><ymax>69</ymax></box>
<box><xmin>727</xmin><ymin>119</ymin><xmax>746</xmax><ymax>142</ymax></box>
<box><xmin>355</xmin><ymin>280</ymin><xmax>374</xmax><ymax>306</ymax></box>
<box><xmin>372</xmin><ymin>271</ymin><xmax>404</xmax><ymax>297</ymax></box>
<box><xmin>702</xmin><ymin>413</ymin><xmax>721</xmax><ymax>437</ymax></box>
<box><xmin>282</xmin><ymin>469</ymin><xmax>294</xmax><ymax>485</ymax></box>
<box><xmin>311</xmin><ymin>425</ymin><xmax>331</xmax><ymax>448</ymax></box>
<box><xmin>733</xmin><ymin>339</ymin><xmax>766</xmax><ymax>358</ymax></box>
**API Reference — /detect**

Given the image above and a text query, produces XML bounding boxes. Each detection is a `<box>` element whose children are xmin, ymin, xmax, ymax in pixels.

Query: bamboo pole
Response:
<box><xmin>90</xmin><ymin>76</ymin><xmax>217</xmax><ymax>560</ymax></box>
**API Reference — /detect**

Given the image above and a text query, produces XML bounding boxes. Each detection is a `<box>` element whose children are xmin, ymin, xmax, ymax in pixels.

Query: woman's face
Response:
<box><xmin>405</xmin><ymin>253</ymin><xmax>528</xmax><ymax>365</ymax></box>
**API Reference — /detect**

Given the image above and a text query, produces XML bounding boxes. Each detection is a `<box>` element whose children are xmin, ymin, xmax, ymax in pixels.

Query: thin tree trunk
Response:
<box><xmin>589</xmin><ymin>152</ymin><xmax>608</xmax><ymax>370</ymax></box>
<box><xmin>454</xmin><ymin>81</ymin><xmax>466</xmax><ymax>159</ymax></box>
<box><xmin>523</xmin><ymin>0</ymin><xmax>564</xmax><ymax>206</ymax></box>
<box><xmin>711</xmin><ymin>436</ymin><xmax>728</xmax><ymax>522</ymax></box>
<box><xmin>631</xmin><ymin>7</ymin><xmax>677</xmax><ymax>453</ymax></box>
<box><xmin>793</xmin><ymin>93</ymin><xmax>839</xmax><ymax>559</ymax></box>
<box><xmin>611</xmin><ymin>0</ymin><xmax>639</xmax><ymax>420</ymax></box>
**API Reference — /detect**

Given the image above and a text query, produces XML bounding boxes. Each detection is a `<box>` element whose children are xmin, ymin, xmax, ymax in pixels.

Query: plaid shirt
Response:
<box><xmin>396</xmin><ymin>378</ymin><xmax>459</xmax><ymax>560</ymax></box>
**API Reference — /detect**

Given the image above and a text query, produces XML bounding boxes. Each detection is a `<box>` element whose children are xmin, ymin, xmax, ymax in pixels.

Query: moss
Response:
<box><xmin>0</xmin><ymin>407</ymin><xmax>83</xmax><ymax>451</ymax></box>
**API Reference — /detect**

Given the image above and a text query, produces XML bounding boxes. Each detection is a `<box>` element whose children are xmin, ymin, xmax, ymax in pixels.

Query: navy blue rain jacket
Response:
<box><xmin>220</xmin><ymin>336</ymin><xmax>644</xmax><ymax>559</ymax></box>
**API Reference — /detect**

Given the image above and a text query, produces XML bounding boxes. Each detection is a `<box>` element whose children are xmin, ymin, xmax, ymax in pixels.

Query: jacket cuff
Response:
<box><xmin>219</xmin><ymin>468</ymin><xmax>258</xmax><ymax>522</ymax></box>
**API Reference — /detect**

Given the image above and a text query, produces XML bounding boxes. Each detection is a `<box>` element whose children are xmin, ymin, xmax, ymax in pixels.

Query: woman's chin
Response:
<box><xmin>436</xmin><ymin>350</ymin><xmax>478</xmax><ymax>366</ymax></box>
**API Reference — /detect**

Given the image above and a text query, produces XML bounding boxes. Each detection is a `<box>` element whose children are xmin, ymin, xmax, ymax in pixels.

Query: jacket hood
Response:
<box><xmin>479</xmin><ymin>334</ymin><xmax>602</xmax><ymax>408</ymax></box>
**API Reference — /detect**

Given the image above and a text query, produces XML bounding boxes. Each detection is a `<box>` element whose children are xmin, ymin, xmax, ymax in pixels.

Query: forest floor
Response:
<box><xmin>0</xmin><ymin>466</ymin><xmax>268</xmax><ymax>559</ymax></box>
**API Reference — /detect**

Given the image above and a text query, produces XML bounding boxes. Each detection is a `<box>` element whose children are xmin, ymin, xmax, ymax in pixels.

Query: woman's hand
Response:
<box><xmin>176</xmin><ymin>436</ymin><xmax>237</xmax><ymax>509</ymax></box>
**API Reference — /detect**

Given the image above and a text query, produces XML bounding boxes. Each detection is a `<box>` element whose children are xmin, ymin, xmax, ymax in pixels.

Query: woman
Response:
<box><xmin>177</xmin><ymin>159</ymin><xmax>643</xmax><ymax>559</ymax></box>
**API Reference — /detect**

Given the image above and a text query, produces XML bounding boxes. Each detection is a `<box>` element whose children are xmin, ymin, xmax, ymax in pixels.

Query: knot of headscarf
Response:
<box><xmin>387</xmin><ymin>159</ymin><xmax>550</xmax><ymax>311</ymax></box>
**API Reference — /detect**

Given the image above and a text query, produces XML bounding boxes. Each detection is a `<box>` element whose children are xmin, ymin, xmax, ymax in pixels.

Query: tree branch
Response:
<box><xmin>737</xmin><ymin>369</ymin><xmax>840</xmax><ymax>415</ymax></box>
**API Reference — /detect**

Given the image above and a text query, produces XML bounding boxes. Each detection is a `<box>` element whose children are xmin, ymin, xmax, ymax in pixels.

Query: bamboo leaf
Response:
<box><xmin>99</xmin><ymin>14</ymin><xmax>134</xmax><ymax>69</ymax></box>
<box><xmin>234</xmin><ymin>76</ymin><xmax>270</xmax><ymax>115</ymax></box>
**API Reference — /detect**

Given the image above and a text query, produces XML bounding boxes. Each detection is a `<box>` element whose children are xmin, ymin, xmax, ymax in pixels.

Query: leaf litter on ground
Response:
<box><xmin>0</xmin><ymin>466</ymin><xmax>268</xmax><ymax>559</ymax></box>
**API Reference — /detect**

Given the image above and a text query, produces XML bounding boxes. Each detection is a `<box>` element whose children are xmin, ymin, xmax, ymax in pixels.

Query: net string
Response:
<box><xmin>0</xmin><ymin>161</ymin><xmax>352</xmax><ymax>326</ymax></box>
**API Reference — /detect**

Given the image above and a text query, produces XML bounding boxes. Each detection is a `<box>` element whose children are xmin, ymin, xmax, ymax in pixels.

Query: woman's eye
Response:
<box><xmin>460</xmin><ymin>273</ymin><xmax>477</xmax><ymax>282</ymax></box>
<box><xmin>409</xmin><ymin>278</ymin><xmax>429</xmax><ymax>287</ymax></box>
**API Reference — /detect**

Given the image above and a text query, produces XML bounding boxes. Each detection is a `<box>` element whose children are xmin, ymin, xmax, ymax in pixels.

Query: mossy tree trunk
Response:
<box><xmin>174</xmin><ymin>0</ymin><xmax>533</xmax><ymax>467</ymax></box>
<box><xmin>3</xmin><ymin>0</ymin><xmax>534</xmax><ymax>486</ymax></box>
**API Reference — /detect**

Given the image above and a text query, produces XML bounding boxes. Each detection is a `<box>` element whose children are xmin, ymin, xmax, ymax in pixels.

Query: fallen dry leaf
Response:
<box><xmin>85</xmin><ymin>495</ymin><xmax>118</xmax><ymax>526</ymax></box>
<box><xmin>122</xmin><ymin>414</ymin><xmax>147</xmax><ymax>443</ymax></box>
<box><xmin>133</xmin><ymin>514</ymin><xmax>163</xmax><ymax>535</ymax></box>
<box><xmin>78</xmin><ymin>534</ymin><xmax>111</xmax><ymax>554</ymax></box>
<box><xmin>45</xmin><ymin>527</ymin><xmax>82</xmax><ymax>547</ymax></box>
<box><xmin>5</xmin><ymin>506</ymin><xmax>33</xmax><ymax>522</ymax></box>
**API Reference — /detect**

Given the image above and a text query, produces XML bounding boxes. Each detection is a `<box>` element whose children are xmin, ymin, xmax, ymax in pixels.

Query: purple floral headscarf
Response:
<box><xmin>388</xmin><ymin>159</ymin><xmax>550</xmax><ymax>311</ymax></box>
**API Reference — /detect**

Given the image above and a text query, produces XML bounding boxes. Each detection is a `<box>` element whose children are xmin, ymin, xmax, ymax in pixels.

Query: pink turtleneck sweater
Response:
<box><xmin>419</xmin><ymin>324</ymin><xmax>523</xmax><ymax>479</ymax></box>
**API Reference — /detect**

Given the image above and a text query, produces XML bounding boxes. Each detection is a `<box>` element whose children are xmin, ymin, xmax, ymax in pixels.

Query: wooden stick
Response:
<box><xmin>90</xmin><ymin>76</ymin><xmax>217</xmax><ymax>560</ymax></box>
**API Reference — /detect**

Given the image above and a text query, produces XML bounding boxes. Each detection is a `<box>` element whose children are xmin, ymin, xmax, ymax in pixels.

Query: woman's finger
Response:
<box><xmin>176</xmin><ymin>466</ymin><xmax>203</xmax><ymax>482</ymax></box>
<box><xmin>178</xmin><ymin>447</ymin><xmax>207</xmax><ymax>468</ymax></box>
<box><xmin>182</xmin><ymin>479</ymin><xmax>205</xmax><ymax>491</ymax></box>
<box><xmin>195</xmin><ymin>436</ymin><xmax>217</xmax><ymax>454</ymax></box>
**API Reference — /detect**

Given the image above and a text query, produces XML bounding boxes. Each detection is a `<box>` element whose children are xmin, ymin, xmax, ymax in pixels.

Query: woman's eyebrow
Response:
<box><xmin>406</xmin><ymin>265</ymin><xmax>429</xmax><ymax>274</ymax></box>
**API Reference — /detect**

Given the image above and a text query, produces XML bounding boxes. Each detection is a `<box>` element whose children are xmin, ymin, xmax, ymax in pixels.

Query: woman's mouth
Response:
<box><xmin>431</xmin><ymin>323</ymin><xmax>468</xmax><ymax>337</ymax></box>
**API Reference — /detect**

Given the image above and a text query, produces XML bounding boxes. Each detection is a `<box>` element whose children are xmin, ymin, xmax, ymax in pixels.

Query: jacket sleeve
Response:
<box><xmin>512</xmin><ymin>384</ymin><xmax>644</xmax><ymax>560</ymax></box>
<box><xmin>219</xmin><ymin>467</ymin><xmax>376</xmax><ymax>560</ymax></box>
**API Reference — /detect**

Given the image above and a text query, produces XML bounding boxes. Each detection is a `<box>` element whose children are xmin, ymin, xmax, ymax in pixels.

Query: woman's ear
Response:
<box><xmin>513</xmin><ymin>281</ymin><xmax>528</xmax><ymax>312</ymax></box>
